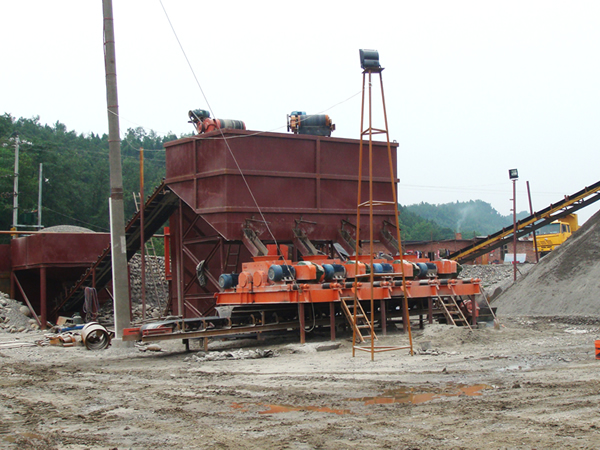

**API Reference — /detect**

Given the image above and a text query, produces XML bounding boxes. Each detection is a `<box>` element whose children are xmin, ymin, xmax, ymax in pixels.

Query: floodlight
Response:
<box><xmin>509</xmin><ymin>169</ymin><xmax>519</xmax><ymax>180</ymax></box>
<box><xmin>359</xmin><ymin>49</ymin><xmax>380</xmax><ymax>69</ymax></box>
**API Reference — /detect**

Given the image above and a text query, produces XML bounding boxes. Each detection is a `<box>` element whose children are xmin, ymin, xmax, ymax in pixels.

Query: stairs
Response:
<box><xmin>436</xmin><ymin>295</ymin><xmax>472</xmax><ymax>330</ymax></box>
<box><xmin>340</xmin><ymin>297</ymin><xmax>377</xmax><ymax>343</ymax></box>
<box><xmin>223</xmin><ymin>242</ymin><xmax>241</xmax><ymax>273</ymax></box>
<box><xmin>53</xmin><ymin>182</ymin><xmax>180</xmax><ymax>315</ymax></box>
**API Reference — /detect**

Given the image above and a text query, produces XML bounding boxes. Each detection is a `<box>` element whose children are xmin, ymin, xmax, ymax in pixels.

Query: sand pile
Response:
<box><xmin>494</xmin><ymin>208</ymin><xmax>600</xmax><ymax>316</ymax></box>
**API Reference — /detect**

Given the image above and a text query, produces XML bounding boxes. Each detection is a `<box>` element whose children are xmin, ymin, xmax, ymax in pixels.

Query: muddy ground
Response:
<box><xmin>1</xmin><ymin>316</ymin><xmax>600</xmax><ymax>450</ymax></box>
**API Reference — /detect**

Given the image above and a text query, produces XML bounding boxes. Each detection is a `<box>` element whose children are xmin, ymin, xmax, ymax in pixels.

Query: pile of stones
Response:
<box><xmin>461</xmin><ymin>263</ymin><xmax>534</xmax><ymax>289</ymax></box>
<box><xmin>96</xmin><ymin>253</ymin><xmax>169</xmax><ymax>325</ymax></box>
<box><xmin>128</xmin><ymin>254</ymin><xmax>168</xmax><ymax>310</ymax></box>
<box><xmin>0</xmin><ymin>292</ymin><xmax>40</xmax><ymax>333</ymax></box>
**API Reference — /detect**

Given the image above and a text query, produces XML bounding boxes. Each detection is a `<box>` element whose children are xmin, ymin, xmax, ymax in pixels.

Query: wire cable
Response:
<box><xmin>159</xmin><ymin>0</ymin><xmax>284</xmax><ymax>253</ymax></box>
<box><xmin>42</xmin><ymin>206</ymin><xmax>109</xmax><ymax>232</ymax></box>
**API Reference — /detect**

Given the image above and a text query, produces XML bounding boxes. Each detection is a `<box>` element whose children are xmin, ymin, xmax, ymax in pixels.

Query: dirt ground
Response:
<box><xmin>1</xmin><ymin>316</ymin><xmax>600</xmax><ymax>450</ymax></box>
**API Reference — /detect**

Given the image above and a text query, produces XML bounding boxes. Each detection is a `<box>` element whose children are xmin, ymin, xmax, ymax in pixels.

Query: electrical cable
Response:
<box><xmin>304</xmin><ymin>302</ymin><xmax>317</xmax><ymax>333</ymax></box>
<box><xmin>158</xmin><ymin>3</ymin><xmax>361</xmax><ymax>282</ymax></box>
<box><xmin>41</xmin><ymin>206</ymin><xmax>109</xmax><ymax>232</ymax></box>
<box><xmin>159</xmin><ymin>0</ymin><xmax>287</xmax><ymax>263</ymax></box>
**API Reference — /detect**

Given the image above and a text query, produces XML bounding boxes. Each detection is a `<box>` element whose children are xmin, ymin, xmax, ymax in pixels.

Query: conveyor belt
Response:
<box><xmin>53</xmin><ymin>181</ymin><xmax>180</xmax><ymax>314</ymax></box>
<box><xmin>449</xmin><ymin>180</ymin><xmax>600</xmax><ymax>263</ymax></box>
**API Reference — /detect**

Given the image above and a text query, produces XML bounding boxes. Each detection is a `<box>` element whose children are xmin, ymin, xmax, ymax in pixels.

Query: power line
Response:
<box><xmin>42</xmin><ymin>206</ymin><xmax>109</xmax><ymax>232</ymax></box>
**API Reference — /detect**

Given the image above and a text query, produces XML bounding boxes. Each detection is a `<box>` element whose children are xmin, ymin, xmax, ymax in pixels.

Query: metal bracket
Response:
<box><xmin>337</xmin><ymin>219</ymin><xmax>361</xmax><ymax>256</ymax></box>
<box><xmin>379</xmin><ymin>220</ymin><xmax>400</xmax><ymax>255</ymax></box>
<box><xmin>242</xmin><ymin>225</ymin><xmax>268</xmax><ymax>257</ymax></box>
<box><xmin>292</xmin><ymin>222</ymin><xmax>319</xmax><ymax>256</ymax></box>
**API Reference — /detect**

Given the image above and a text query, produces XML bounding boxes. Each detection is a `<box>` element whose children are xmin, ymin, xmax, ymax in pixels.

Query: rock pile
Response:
<box><xmin>0</xmin><ymin>292</ymin><xmax>40</xmax><ymax>333</ymax></box>
<box><xmin>461</xmin><ymin>263</ymin><xmax>535</xmax><ymax>299</ymax></box>
<box><xmin>494</xmin><ymin>207</ymin><xmax>600</xmax><ymax>316</ymax></box>
<box><xmin>128</xmin><ymin>253</ymin><xmax>168</xmax><ymax>309</ymax></box>
<box><xmin>461</xmin><ymin>264</ymin><xmax>525</xmax><ymax>288</ymax></box>
<box><xmin>95</xmin><ymin>253</ymin><xmax>169</xmax><ymax>325</ymax></box>
<box><xmin>189</xmin><ymin>348</ymin><xmax>277</xmax><ymax>361</ymax></box>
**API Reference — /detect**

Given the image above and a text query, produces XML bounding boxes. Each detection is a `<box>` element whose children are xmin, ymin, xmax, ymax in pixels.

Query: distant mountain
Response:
<box><xmin>404</xmin><ymin>200</ymin><xmax>528</xmax><ymax>238</ymax></box>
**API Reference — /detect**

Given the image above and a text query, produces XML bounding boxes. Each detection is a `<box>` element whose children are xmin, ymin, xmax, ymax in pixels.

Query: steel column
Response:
<box><xmin>298</xmin><ymin>303</ymin><xmax>306</xmax><ymax>344</ymax></box>
<box><xmin>329</xmin><ymin>302</ymin><xmax>336</xmax><ymax>341</ymax></box>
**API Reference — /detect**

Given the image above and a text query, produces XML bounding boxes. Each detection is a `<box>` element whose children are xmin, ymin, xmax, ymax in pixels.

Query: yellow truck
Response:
<box><xmin>534</xmin><ymin>214</ymin><xmax>579</xmax><ymax>257</ymax></box>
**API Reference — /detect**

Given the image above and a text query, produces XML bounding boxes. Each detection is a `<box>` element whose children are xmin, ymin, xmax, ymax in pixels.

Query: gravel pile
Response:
<box><xmin>0</xmin><ymin>292</ymin><xmax>40</xmax><ymax>333</ymax></box>
<box><xmin>128</xmin><ymin>253</ymin><xmax>168</xmax><ymax>308</ymax></box>
<box><xmin>494</xmin><ymin>207</ymin><xmax>600</xmax><ymax>316</ymax></box>
<box><xmin>96</xmin><ymin>253</ymin><xmax>169</xmax><ymax>325</ymax></box>
<box><xmin>461</xmin><ymin>263</ymin><xmax>535</xmax><ymax>299</ymax></box>
<box><xmin>462</xmin><ymin>264</ymin><xmax>517</xmax><ymax>287</ymax></box>
<box><xmin>42</xmin><ymin>225</ymin><xmax>94</xmax><ymax>233</ymax></box>
<box><xmin>189</xmin><ymin>349</ymin><xmax>277</xmax><ymax>361</ymax></box>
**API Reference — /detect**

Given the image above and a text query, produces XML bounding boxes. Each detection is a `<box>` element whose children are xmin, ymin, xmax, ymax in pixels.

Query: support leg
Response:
<box><xmin>40</xmin><ymin>267</ymin><xmax>47</xmax><ymax>330</ymax></box>
<box><xmin>329</xmin><ymin>302</ymin><xmax>336</xmax><ymax>341</ymax></box>
<box><xmin>428</xmin><ymin>297</ymin><xmax>433</xmax><ymax>324</ymax></box>
<box><xmin>380</xmin><ymin>299</ymin><xmax>387</xmax><ymax>336</ymax></box>
<box><xmin>402</xmin><ymin>300</ymin><xmax>409</xmax><ymax>333</ymax></box>
<box><xmin>298</xmin><ymin>303</ymin><xmax>305</xmax><ymax>344</ymax></box>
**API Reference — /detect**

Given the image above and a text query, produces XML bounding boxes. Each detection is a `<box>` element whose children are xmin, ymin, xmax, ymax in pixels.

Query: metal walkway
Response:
<box><xmin>53</xmin><ymin>181</ymin><xmax>180</xmax><ymax>315</ymax></box>
<box><xmin>448</xmin><ymin>180</ymin><xmax>600</xmax><ymax>263</ymax></box>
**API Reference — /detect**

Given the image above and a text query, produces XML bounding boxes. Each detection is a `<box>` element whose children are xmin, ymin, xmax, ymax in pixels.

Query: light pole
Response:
<box><xmin>11</xmin><ymin>133</ymin><xmax>20</xmax><ymax>236</ymax></box>
<box><xmin>509</xmin><ymin>169</ymin><xmax>519</xmax><ymax>281</ymax></box>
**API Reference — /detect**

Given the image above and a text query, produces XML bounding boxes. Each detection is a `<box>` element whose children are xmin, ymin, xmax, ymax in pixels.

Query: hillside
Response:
<box><xmin>405</xmin><ymin>200</ymin><xmax>529</xmax><ymax>237</ymax></box>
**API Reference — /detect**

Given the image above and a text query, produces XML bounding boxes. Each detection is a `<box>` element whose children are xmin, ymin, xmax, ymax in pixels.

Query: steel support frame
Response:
<box><xmin>351</xmin><ymin>65</ymin><xmax>414</xmax><ymax>359</ymax></box>
<box><xmin>170</xmin><ymin>201</ymin><xmax>252</xmax><ymax>318</ymax></box>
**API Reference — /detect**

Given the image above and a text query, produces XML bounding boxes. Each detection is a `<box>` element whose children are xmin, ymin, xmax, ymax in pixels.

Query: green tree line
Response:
<box><xmin>404</xmin><ymin>200</ymin><xmax>529</xmax><ymax>238</ymax></box>
<box><xmin>0</xmin><ymin>114</ymin><xmax>176</xmax><ymax>244</ymax></box>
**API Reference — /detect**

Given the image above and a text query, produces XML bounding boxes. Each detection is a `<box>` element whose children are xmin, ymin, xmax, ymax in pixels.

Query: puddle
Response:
<box><xmin>259</xmin><ymin>404</ymin><xmax>350</xmax><ymax>415</ymax></box>
<box><xmin>231</xmin><ymin>402</ymin><xmax>350</xmax><ymax>415</ymax></box>
<box><xmin>349</xmin><ymin>384</ymin><xmax>491</xmax><ymax>405</ymax></box>
<box><xmin>231</xmin><ymin>402</ymin><xmax>248</xmax><ymax>412</ymax></box>
<box><xmin>230</xmin><ymin>384</ymin><xmax>490</xmax><ymax>416</ymax></box>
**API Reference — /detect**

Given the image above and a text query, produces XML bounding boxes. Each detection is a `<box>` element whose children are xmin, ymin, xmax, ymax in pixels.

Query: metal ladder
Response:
<box><xmin>340</xmin><ymin>297</ymin><xmax>377</xmax><ymax>343</ymax></box>
<box><xmin>436</xmin><ymin>295</ymin><xmax>472</xmax><ymax>330</ymax></box>
<box><xmin>223</xmin><ymin>242</ymin><xmax>241</xmax><ymax>273</ymax></box>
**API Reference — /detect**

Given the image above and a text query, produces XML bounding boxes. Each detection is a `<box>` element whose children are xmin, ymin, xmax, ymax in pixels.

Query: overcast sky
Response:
<box><xmin>2</xmin><ymin>1</ymin><xmax>599</xmax><ymax>225</ymax></box>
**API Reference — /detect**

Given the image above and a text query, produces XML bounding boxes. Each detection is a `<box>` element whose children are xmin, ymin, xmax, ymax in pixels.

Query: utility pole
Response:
<box><xmin>512</xmin><ymin>179</ymin><xmax>517</xmax><ymax>281</ymax></box>
<box><xmin>37</xmin><ymin>163</ymin><xmax>43</xmax><ymax>229</ymax></box>
<box><xmin>509</xmin><ymin>169</ymin><xmax>519</xmax><ymax>281</ymax></box>
<box><xmin>103</xmin><ymin>0</ymin><xmax>131</xmax><ymax>342</ymax></box>
<box><xmin>12</xmin><ymin>133</ymin><xmax>20</xmax><ymax>236</ymax></box>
